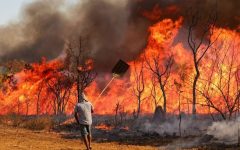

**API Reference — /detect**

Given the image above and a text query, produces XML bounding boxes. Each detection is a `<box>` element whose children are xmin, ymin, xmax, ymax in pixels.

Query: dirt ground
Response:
<box><xmin>0</xmin><ymin>125</ymin><xmax>156</xmax><ymax>150</ymax></box>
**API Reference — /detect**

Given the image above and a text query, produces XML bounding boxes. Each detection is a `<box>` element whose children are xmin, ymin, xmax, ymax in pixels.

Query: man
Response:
<box><xmin>74</xmin><ymin>93</ymin><xmax>94</xmax><ymax>150</ymax></box>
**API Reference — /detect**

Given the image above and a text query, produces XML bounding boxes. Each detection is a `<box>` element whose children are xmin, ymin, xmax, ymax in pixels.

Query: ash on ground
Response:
<box><xmin>55</xmin><ymin>114</ymin><xmax>240</xmax><ymax>149</ymax></box>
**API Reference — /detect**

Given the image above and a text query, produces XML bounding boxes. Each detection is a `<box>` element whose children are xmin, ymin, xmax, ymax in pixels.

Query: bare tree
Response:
<box><xmin>177</xmin><ymin>63</ymin><xmax>191</xmax><ymax>114</ymax></box>
<box><xmin>150</xmin><ymin>75</ymin><xmax>162</xmax><ymax>109</ymax></box>
<box><xmin>119</xmin><ymin>107</ymin><xmax>127</xmax><ymax>124</ymax></box>
<box><xmin>132</xmin><ymin>61</ymin><xmax>145</xmax><ymax>118</ymax></box>
<box><xmin>114</xmin><ymin>102</ymin><xmax>126</xmax><ymax>126</ymax></box>
<box><xmin>200</xmin><ymin>52</ymin><xmax>218</xmax><ymax>120</ymax></box>
<box><xmin>145</xmin><ymin>54</ymin><xmax>173</xmax><ymax>113</ymax></box>
<box><xmin>236</xmin><ymin>68</ymin><xmax>240</xmax><ymax>115</ymax></box>
<box><xmin>65</xmin><ymin>37</ymin><xmax>97</xmax><ymax>103</ymax></box>
<box><xmin>186</xmin><ymin>8</ymin><xmax>218</xmax><ymax>116</ymax></box>
<box><xmin>174</xmin><ymin>79</ymin><xmax>183</xmax><ymax>136</ymax></box>
<box><xmin>45</xmin><ymin>71</ymin><xmax>74</xmax><ymax>115</ymax></box>
<box><xmin>198</xmin><ymin>37</ymin><xmax>240</xmax><ymax>120</ymax></box>
<box><xmin>114</xmin><ymin>102</ymin><xmax>120</xmax><ymax>125</ymax></box>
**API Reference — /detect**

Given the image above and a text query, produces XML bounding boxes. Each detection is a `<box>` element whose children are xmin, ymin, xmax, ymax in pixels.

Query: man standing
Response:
<box><xmin>74</xmin><ymin>93</ymin><xmax>94</xmax><ymax>150</ymax></box>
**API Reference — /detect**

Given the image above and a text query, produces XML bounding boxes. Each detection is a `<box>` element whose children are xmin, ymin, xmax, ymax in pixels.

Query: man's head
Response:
<box><xmin>79</xmin><ymin>93</ymin><xmax>87</xmax><ymax>102</ymax></box>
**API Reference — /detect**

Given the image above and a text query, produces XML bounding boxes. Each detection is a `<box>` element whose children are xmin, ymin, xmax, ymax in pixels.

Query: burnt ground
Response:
<box><xmin>55</xmin><ymin>122</ymin><xmax>240</xmax><ymax>150</ymax></box>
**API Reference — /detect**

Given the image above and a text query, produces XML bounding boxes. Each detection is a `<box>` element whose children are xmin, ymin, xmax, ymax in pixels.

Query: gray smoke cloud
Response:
<box><xmin>0</xmin><ymin>0</ymin><xmax>149</xmax><ymax>72</ymax></box>
<box><xmin>0</xmin><ymin>0</ymin><xmax>239</xmax><ymax>71</ymax></box>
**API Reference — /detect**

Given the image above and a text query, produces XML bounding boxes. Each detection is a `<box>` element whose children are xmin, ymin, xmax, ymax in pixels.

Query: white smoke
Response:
<box><xmin>140</xmin><ymin>116</ymin><xmax>240</xmax><ymax>149</ymax></box>
<box><xmin>207</xmin><ymin>117</ymin><xmax>240</xmax><ymax>144</ymax></box>
<box><xmin>141</xmin><ymin>116</ymin><xmax>211</xmax><ymax>137</ymax></box>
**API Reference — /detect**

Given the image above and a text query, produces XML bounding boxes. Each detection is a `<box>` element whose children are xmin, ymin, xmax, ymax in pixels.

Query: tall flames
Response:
<box><xmin>0</xmin><ymin>16</ymin><xmax>239</xmax><ymax>116</ymax></box>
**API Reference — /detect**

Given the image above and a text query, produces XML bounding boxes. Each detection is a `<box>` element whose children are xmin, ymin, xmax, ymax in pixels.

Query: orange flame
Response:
<box><xmin>0</xmin><ymin>16</ymin><xmax>239</xmax><ymax>116</ymax></box>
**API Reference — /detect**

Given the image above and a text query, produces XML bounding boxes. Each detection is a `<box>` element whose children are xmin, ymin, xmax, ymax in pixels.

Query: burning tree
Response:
<box><xmin>145</xmin><ymin>54</ymin><xmax>173</xmax><ymax>114</ymax></box>
<box><xmin>132</xmin><ymin>61</ymin><xmax>146</xmax><ymax>118</ymax></box>
<box><xmin>198</xmin><ymin>31</ymin><xmax>240</xmax><ymax>120</ymax></box>
<box><xmin>64</xmin><ymin>37</ymin><xmax>97</xmax><ymax>103</ymax></box>
<box><xmin>114</xmin><ymin>102</ymin><xmax>127</xmax><ymax>126</ymax></box>
<box><xmin>150</xmin><ymin>75</ymin><xmax>162</xmax><ymax>108</ymax></box>
<box><xmin>45</xmin><ymin>70</ymin><xmax>74</xmax><ymax>115</ymax></box>
<box><xmin>186</xmin><ymin>8</ymin><xmax>218</xmax><ymax>116</ymax></box>
<box><xmin>0</xmin><ymin>2</ymin><xmax>239</xmax><ymax>117</ymax></box>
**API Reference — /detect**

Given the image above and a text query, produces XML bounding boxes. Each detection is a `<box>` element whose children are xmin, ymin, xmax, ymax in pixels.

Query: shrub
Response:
<box><xmin>22</xmin><ymin>116</ymin><xmax>54</xmax><ymax>130</ymax></box>
<box><xmin>6</xmin><ymin>113</ymin><xmax>23</xmax><ymax>127</ymax></box>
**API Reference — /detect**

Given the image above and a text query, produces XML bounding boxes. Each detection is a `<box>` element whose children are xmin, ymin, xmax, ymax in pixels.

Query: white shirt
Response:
<box><xmin>75</xmin><ymin>101</ymin><xmax>93</xmax><ymax>125</ymax></box>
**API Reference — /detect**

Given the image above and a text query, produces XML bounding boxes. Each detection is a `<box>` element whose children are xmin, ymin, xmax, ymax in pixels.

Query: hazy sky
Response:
<box><xmin>0</xmin><ymin>0</ymin><xmax>31</xmax><ymax>25</ymax></box>
<box><xmin>0</xmin><ymin>0</ymin><xmax>78</xmax><ymax>25</ymax></box>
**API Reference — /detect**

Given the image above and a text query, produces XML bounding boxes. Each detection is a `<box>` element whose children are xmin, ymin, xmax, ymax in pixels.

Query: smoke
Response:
<box><xmin>131</xmin><ymin>0</ymin><xmax>240</xmax><ymax>28</ymax></box>
<box><xmin>0</xmin><ymin>0</ymin><xmax>239</xmax><ymax>71</ymax></box>
<box><xmin>140</xmin><ymin>116</ymin><xmax>240</xmax><ymax>149</ymax></box>
<box><xmin>0</xmin><ymin>0</ymin><xmax>149</xmax><ymax>72</ymax></box>
<box><xmin>207</xmin><ymin>118</ymin><xmax>240</xmax><ymax>144</ymax></box>
<box><xmin>141</xmin><ymin>116</ymin><xmax>211</xmax><ymax>136</ymax></box>
<box><xmin>0</xmin><ymin>1</ymin><xmax>67</xmax><ymax>62</ymax></box>
<box><xmin>69</xmin><ymin>0</ymin><xmax>149</xmax><ymax>71</ymax></box>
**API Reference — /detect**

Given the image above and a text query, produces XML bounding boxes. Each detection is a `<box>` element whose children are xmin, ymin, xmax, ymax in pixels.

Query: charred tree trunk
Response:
<box><xmin>76</xmin><ymin>43</ymin><xmax>82</xmax><ymax>103</ymax></box>
<box><xmin>145</xmin><ymin>55</ymin><xmax>173</xmax><ymax>115</ymax></box>
<box><xmin>159</xmin><ymin>78</ymin><xmax>167</xmax><ymax>113</ymax></box>
<box><xmin>186</xmin><ymin>8</ymin><xmax>217</xmax><ymax>117</ymax></box>
<box><xmin>77</xmin><ymin>75</ymin><xmax>81</xmax><ymax>103</ymax></box>
<box><xmin>114</xmin><ymin>102</ymin><xmax>120</xmax><ymax>126</ymax></box>
<box><xmin>178</xmin><ymin>92</ymin><xmax>182</xmax><ymax>137</ymax></box>
<box><xmin>133</xmin><ymin>61</ymin><xmax>145</xmax><ymax>119</ymax></box>
<box><xmin>192</xmin><ymin>62</ymin><xmax>200</xmax><ymax>116</ymax></box>
<box><xmin>137</xmin><ymin>95</ymin><xmax>141</xmax><ymax>118</ymax></box>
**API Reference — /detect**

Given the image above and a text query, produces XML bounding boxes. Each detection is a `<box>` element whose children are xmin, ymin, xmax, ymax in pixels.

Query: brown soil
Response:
<box><xmin>0</xmin><ymin>125</ymin><xmax>156</xmax><ymax>150</ymax></box>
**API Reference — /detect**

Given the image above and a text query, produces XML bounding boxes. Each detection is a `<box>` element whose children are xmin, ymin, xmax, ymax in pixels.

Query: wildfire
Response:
<box><xmin>0</xmin><ymin>10</ymin><xmax>239</xmax><ymax>117</ymax></box>
<box><xmin>95</xmin><ymin>123</ymin><xmax>114</xmax><ymax>131</ymax></box>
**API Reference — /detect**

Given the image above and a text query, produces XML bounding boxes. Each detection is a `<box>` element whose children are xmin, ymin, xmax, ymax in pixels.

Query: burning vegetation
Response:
<box><xmin>0</xmin><ymin>0</ymin><xmax>239</xmax><ymax>149</ymax></box>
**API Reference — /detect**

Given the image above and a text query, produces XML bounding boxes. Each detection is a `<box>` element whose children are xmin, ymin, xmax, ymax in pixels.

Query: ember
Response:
<box><xmin>95</xmin><ymin>123</ymin><xmax>113</xmax><ymax>131</ymax></box>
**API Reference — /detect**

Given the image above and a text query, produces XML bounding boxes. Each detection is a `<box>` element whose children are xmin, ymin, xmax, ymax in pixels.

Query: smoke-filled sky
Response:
<box><xmin>0</xmin><ymin>0</ymin><xmax>150</xmax><ymax>71</ymax></box>
<box><xmin>0</xmin><ymin>0</ymin><xmax>239</xmax><ymax>71</ymax></box>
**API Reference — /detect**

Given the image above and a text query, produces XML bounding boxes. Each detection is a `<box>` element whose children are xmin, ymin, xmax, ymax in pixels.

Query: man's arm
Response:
<box><xmin>74</xmin><ymin>112</ymin><xmax>80</xmax><ymax>124</ymax></box>
<box><xmin>91</xmin><ymin>107</ymin><xmax>94</xmax><ymax>113</ymax></box>
<box><xmin>91</xmin><ymin>104</ymin><xmax>94</xmax><ymax>113</ymax></box>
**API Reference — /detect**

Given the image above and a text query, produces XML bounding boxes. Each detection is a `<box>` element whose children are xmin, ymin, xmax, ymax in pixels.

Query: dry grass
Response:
<box><xmin>0</xmin><ymin>125</ymin><xmax>156</xmax><ymax>150</ymax></box>
<box><xmin>0</xmin><ymin>114</ymin><xmax>63</xmax><ymax>130</ymax></box>
<box><xmin>20</xmin><ymin>116</ymin><xmax>54</xmax><ymax>130</ymax></box>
